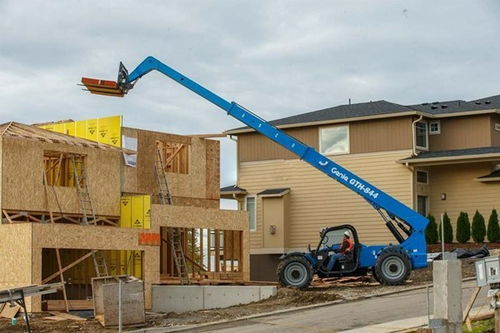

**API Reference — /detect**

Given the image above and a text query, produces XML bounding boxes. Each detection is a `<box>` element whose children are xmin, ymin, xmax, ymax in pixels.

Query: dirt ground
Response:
<box><xmin>0</xmin><ymin>244</ymin><xmax>489</xmax><ymax>333</ymax></box>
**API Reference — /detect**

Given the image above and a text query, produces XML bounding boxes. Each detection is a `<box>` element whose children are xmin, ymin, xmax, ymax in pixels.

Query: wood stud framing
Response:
<box><xmin>159</xmin><ymin>227</ymin><xmax>243</xmax><ymax>282</ymax></box>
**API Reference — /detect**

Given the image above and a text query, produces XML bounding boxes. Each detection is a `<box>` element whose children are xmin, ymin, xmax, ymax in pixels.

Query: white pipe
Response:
<box><xmin>412</xmin><ymin>115</ymin><xmax>424</xmax><ymax>156</ymax></box>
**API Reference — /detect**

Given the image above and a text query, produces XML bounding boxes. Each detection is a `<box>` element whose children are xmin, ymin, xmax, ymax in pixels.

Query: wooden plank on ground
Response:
<box><xmin>48</xmin><ymin>311</ymin><xmax>86</xmax><ymax>321</ymax></box>
<box><xmin>0</xmin><ymin>304</ymin><xmax>20</xmax><ymax>318</ymax></box>
<box><xmin>47</xmin><ymin>300</ymin><xmax>93</xmax><ymax>311</ymax></box>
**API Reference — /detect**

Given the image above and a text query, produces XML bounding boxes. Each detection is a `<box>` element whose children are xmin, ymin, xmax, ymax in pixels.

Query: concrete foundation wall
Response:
<box><xmin>152</xmin><ymin>285</ymin><xmax>277</xmax><ymax>313</ymax></box>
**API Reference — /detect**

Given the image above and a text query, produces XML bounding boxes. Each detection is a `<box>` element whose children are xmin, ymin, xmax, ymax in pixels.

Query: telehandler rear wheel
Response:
<box><xmin>277</xmin><ymin>255</ymin><xmax>313</xmax><ymax>288</ymax></box>
<box><xmin>374</xmin><ymin>247</ymin><xmax>411</xmax><ymax>285</ymax></box>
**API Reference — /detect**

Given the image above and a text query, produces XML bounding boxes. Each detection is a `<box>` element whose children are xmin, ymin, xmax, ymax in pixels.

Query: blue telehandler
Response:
<box><xmin>81</xmin><ymin>56</ymin><xmax>428</xmax><ymax>288</ymax></box>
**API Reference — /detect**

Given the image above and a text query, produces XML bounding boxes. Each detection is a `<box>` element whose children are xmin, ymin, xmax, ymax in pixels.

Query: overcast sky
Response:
<box><xmin>1</xmin><ymin>1</ymin><xmax>500</xmax><ymax>198</ymax></box>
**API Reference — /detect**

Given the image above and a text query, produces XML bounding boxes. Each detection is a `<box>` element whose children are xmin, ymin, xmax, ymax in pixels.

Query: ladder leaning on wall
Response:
<box><xmin>155</xmin><ymin>147</ymin><xmax>190</xmax><ymax>285</ymax></box>
<box><xmin>71</xmin><ymin>155</ymin><xmax>109</xmax><ymax>278</ymax></box>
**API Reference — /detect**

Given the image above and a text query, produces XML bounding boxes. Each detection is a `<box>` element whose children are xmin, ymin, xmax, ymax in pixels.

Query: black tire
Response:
<box><xmin>371</xmin><ymin>267</ymin><xmax>382</xmax><ymax>284</ymax></box>
<box><xmin>374</xmin><ymin>247</ymin><xmax>411</xmax><ymax>285</ymax></box>
<box><xmin>277</xmin><ymin>255</ymin><xmax>313</xmax><ymax>288</ymax></box>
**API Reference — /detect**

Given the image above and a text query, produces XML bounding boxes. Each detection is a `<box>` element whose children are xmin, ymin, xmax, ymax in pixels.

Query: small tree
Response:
<box><xmin>425</xmin><ymin>214</ymin><xmax>439</xmax><ymax>244</ymax></box>
<box><xmin>456</xmin><ymin>211</ymin><xmax>471</xmax><ymax>243</ymax></box>
<box><xmin>487</xmin><ymin>209</ymin><xmax>500</xmax><ymax>243</ymax></box>
<box><xmin>472</xmin><ymin>210</ymin><xmax>486</xmax><ymax>243</ymax></box>
<box><xmin>438</xmin><ymin>212</ymin><xmax>453</xmax><ymax>244</ymax></box>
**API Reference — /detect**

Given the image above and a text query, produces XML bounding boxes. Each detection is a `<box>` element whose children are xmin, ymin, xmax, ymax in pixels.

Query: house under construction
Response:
<box><xmin>0</xmin><ymin>118</ymin><xmax>248</xmax><ymax>312</ymax></box>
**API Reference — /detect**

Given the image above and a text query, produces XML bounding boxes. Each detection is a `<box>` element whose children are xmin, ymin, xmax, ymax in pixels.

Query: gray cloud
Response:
<box><xmin>1</xmin><ymin>0</ymin><xmax>499</xmax><ymax>192</ymax></box>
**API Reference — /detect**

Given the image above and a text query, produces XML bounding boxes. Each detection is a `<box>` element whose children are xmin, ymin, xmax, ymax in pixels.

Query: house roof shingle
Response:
<box><xmin>226</xmin><ymin>94</ymin><xmax>500</xmax><ymax>134</ymax></box>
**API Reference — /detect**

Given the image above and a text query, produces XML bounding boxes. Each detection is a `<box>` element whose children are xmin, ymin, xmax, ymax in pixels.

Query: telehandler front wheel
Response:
<box><xmin>277</xmin><ymin>255</ymin><xmax>313</xmax><ymax>288</ymax></box>
<box><xmin>374</xmin><ymin>247</ymin><xmax>411</xmax><ymax>285</ymax></box>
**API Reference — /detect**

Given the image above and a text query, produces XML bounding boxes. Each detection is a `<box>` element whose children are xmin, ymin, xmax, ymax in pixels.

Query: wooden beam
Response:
<box><xmin>164</xmin><ymin>144</ymin><xmax>184</xmax><ymax>166</ymax></box>
<box><xmin>464</xmin><ymin>286</ymin><xmax>481</xmax><ymax>331</ymax></box>
<box><xmin>186</xmin><ymin>133</ymin><xmax>227</xmax><ymax>138</ymax></box>
<box><xmin>207</xmin><ymin>229</ymin><xmax>211</xmax><ymax>272</ymax></box>
<box><xmin>231</xmin><ymin>230</ymin><xmax>235</xmax><ymax>272</ymax></box>
<box><xmin>43</xmin><ymin>172</ymin><xmax>69</xmax><ymax>313</ymax></box>
<box><xmin>2</xmin><ymin>210</ymin><xmax>13</xmax><ymax>224</ymax></box>
<box><xmin>199</xmin><ymin>228</ymin><xmax>204</xmax><ymax>278</ymax></box>
<box><xmin>214</xmin><ymin>229</ymin><xmax>220</xmax><ymax>273</ymax></box>
<box><xmin>184</xmin><ymin>253</ymin><xmax>207</xmax><ymax>272</ymax></box>
<box><xmin>49</xmin><ymin>211</ymin><xmax>69</xmax><ymax>313</ymax></box>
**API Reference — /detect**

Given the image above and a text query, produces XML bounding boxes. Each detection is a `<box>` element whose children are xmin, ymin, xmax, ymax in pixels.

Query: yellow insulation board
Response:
<box><xmin>119</xmin><ymin>195</ymin><xmax>151</xmax><ymax>278</ymax></box>
<box><xmin>38</xmin><ymin>115</ymin><xmax>122</xmax><ymax>147</ymax></box>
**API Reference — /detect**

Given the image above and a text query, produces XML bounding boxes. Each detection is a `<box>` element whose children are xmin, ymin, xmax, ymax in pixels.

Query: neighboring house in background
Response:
<box><xmin>221</xmin><ymin>95</ymin><xmax>500</xmax><ymax>281</ymax></box>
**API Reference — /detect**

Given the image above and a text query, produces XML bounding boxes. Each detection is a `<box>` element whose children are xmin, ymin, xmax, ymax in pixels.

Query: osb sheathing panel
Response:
<box><xmin>151</xmin><ymin>204</ymin><xmax>249</xmax><ymax>280</ymax></box>
<box><xmin>171</xmin><ymin>196</ymin><xmax>218</xmax><ymax>209</ymax></box>
<box><xmin>0</xmin><ymin>137</ymin><xmax>2</xmax><ymax>212</ymax></box>
<box><xmin>1</xmin><ymin>137</ymin><xmax>121</xmax><ymax>216</ymax></box>
<box><xmin>205</xmin><ymin>139</ymin><xmax>220</xmax><ymax>200</ymax></box>
<box><xmin>151</xmin><ymin>204</ymin><xmax>247</xmax><ymax>231</ymax></box>
<box><xmin>29</xmin><ymin>223</ymin><xmax>159</xmax><ymax>311</ymax></box>
<box><xmin>123</xmin><ymin>127</ymin><xmax>220</xmax><ymax>201</ymax></box>
<box><xmin>0</xmin><ymin>224</ymin><xmax>34</xmax><ymax>309</ymax></box>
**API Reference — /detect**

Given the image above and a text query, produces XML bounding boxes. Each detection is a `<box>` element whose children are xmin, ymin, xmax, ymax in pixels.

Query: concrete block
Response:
<box><xmin>433</xmin><ymin>259</ymin><xmax>462</xmax><ymax>328</ymax></box>
<box><xmin>152</xmin><ymin>286</ymin><xmax>203</xmax><ymax>313</ymax></box>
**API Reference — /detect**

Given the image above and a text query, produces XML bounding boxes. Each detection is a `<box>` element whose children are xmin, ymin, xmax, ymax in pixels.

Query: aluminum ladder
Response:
<box><xmin>155</xmin><ymin>148</ymin><xmax>190</xmax><ymax>284</ymax></box>
<box><xmin>71</xmin><ymin>155</ymin><xmax>109</xmax><ymax>277</ymax></box>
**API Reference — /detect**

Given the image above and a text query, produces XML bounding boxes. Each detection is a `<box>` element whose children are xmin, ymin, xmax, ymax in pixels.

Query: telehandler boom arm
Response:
<box><xmin>81</xmin><ymin>56</ymin><xmax>428</xmax><ymax>268</ymax></box>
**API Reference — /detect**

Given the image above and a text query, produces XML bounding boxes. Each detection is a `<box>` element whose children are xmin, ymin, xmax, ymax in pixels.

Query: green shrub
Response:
<box><xmin>487</xmin><ymin>209</ymin><xmax>500</xmax><ymax>242</ymax></box>
<box><xmin>456</xmin><ymin>211</ymin><xmax>471</xmax><ymax>243</ymax></box>
<box><xmin>472</xmin><ymin>210</ymin><xmax>486</xmax><ymax>243</ymax></box>
<box><xmin>438</xmin><ymin>212</ymin><xmax>453</xmax><ymax>244</ymax></box>
<box><xmin>425</xmin><ymin>214</ymin><xmax>439</xmax><ymax>244</ymax></box>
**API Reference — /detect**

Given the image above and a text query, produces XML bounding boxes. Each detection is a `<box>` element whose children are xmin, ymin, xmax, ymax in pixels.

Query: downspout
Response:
<box><xmin>411</xmin><ymin>115</ymin><xmax>424</xmax><ymax>156</ymax></box>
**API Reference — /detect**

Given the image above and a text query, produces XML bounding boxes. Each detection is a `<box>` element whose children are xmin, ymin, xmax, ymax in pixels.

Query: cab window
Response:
<box><xmin>319</xmin><ymin>228</ymin><xmax>353</xmax><ymax>249</ymax></box>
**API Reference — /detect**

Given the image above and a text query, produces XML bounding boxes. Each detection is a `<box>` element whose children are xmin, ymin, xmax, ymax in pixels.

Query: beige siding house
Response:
<box><xmin>222</xmin><ymin>96</ymin><xmax>500</xmax><ymax>281</ymax></box>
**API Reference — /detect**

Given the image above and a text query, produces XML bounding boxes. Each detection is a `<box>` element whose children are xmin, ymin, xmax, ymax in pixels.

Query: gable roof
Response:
<box><xmin>226</xmin><ymin>94</ymin><xmax>500</xmax><ymax>134</ymax></box>
<box><xmin>0</xmin><ymin>122</ymin><xmax>122</xmax><ymax>151</ymax></box>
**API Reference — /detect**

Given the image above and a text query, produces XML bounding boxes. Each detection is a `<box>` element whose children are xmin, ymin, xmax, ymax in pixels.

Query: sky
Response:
<box><xmin>1</xmin><ymin>1</ymin><xmax>500</xmax><ymax>204</ymax></box>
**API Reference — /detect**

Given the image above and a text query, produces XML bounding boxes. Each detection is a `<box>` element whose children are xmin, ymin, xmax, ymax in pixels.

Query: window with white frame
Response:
<box><xmin>245</xmin><ymin>196</ymin><xmax>256</xmax><ymax>231</ymax></box>
<box><xmin>429</xmin><ymin>121</ymin><xmax>440</xmax><ymax>135</ymax></box>
<box><xmin>416</xmin><ymin>170</ymin><xmax>428</xmax><ymax>184</ymax></box>
<box><xmin>415</xmin><ymin>121</ymin><xmax>428</xmax><ymax>150</ymax></box>
<box><xmin>320</xmin><ymin>125</ymin><xmax>349</xmax><ymax>155</ymax></box>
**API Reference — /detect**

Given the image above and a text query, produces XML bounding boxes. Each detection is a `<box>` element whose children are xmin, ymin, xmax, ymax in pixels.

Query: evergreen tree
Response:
<box><xmin>425</xmin><ymin>214</ymin><xmax>439</xmax><ymax>244</ymax></box>
<box><xmin>487</xmin><ymin>209</ymin><xmax>500</xmax><ymax>243</ymax></box>
<box><xmin>456</xmin><ymin>211</ymin><xmax>471</xmax><ymax>243</ymax></box>
<box><xmin>472</xmin><ymin>210</ymin><xmax>486</xmax><ymax>243</ymax></box>
<box><xmin>438</xmin><ymin>212</ymin><xmax>453</xmax><ymax>244</ymax></box>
